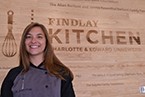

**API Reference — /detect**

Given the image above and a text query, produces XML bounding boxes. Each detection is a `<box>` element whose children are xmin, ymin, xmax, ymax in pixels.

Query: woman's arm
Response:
<box><xmin>61</xmin><ymin>73</ymin><xmax>76</xmax><ymax>97</ymax></box>
<box><xmin>1</xmin><ymin>66</ymin><xmax>22</xmax><ymax>97</ymax></box>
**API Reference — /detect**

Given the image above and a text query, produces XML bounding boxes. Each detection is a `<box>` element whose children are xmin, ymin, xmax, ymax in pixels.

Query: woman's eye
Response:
<box><xmin>26</xmin><ymin>35</ymin><xmax>32</xmax><ymax>38</ymax></box>
<box><xmin>37</xmin><ymin>35</ymin><xmax>43</xmax><ymax>39</ymax></box>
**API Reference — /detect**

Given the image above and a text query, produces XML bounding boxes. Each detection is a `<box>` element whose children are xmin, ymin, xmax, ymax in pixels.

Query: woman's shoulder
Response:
<box><xmin>60</xmin><ymin>70</ymin><xmax>73</xmax><ymax>83</ymax></box>
<box><xmin>6</xmin><ymin>66</ymin><xmax>23</xmax><ymax>80</ymax></box>
<box><xmin>59</xmin><ymin>66</ymin><xmax>73</xmax><ymax>81</ymax></box>
<box><xmin>9</xmin><ymin>66</ymin><xmax>23</xmax><ymax>74</ymax></box>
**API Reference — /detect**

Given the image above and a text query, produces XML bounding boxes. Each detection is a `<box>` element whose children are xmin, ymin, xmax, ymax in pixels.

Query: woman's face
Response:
<box><xmin>25</xmin><ymin>26</ymin><xmax>46</xmax><ymax>57</ymax></box>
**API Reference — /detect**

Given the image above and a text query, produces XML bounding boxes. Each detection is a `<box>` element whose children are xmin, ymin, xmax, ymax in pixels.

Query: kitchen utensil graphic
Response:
<box><xmin>31</xmin><ymin>9</ymin><xmax>34</xmax><ymax>23</ymax></box>
<box><xmin>2</xmin><ymin>10</ymin><xmax>17</xmax><ymax>57</ymax></box>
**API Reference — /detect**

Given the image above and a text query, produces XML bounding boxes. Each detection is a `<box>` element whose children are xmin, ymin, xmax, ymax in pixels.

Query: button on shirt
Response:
<box><xmin>11</xmin><ymin>63</ymin><xmax>61</xmax><ymax>97</ymax></box>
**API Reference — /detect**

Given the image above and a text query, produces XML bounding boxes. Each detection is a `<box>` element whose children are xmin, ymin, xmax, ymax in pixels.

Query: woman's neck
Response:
<box><xmin>29</xmin><ymin>55</ymin><xmax>44</xmax><ymax>66</ymax></box>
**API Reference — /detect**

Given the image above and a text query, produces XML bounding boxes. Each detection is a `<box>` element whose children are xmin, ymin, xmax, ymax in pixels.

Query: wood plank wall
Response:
<box><xmin>0</xmin><ymin>0</ymin><xmax>145</xmax><ymax>97</ymax></box>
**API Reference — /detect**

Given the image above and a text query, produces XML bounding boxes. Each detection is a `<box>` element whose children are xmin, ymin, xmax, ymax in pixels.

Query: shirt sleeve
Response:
<box><xmin>61</xmin><ymin>74</ymin><xmax>76</xmax><ymax>97</ymax></box>
<box><xmin>1</xmin><ymin>66</ymin><xmax>22</xmax><ymax>97</ymax></box>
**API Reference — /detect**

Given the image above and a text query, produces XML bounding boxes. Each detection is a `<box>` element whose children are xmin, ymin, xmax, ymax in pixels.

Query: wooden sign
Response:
<box><xmin>0</xmin><ymin>0</ymin><xmax>145</xmax><ymax>97</ymax></box>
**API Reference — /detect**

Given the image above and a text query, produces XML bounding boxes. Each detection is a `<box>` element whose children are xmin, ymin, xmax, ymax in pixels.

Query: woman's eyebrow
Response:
<box><xmin>37</xmin><ymin>33</ymin><xmax>43</xmax><ymax>35</ymax></box>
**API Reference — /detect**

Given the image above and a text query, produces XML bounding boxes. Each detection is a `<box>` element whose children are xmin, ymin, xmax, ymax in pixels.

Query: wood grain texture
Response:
<box><xmin>0</xmin><ymin>0</ymin><xmax>145</xmax><ymax>97</ymax></box>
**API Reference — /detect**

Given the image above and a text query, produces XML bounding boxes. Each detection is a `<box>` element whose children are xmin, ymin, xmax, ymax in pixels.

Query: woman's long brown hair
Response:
<box><xmin>19</xmin><ymin>22</ymin><xmax>73</xmax><ymax>80</ymax></box>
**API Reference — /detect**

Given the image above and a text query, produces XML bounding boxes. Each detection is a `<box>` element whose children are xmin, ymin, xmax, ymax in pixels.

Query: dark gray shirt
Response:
<box><xmin>11</xmin><ymin>65</ymin><xmax>61</xmax><ymax>97</ymax></box>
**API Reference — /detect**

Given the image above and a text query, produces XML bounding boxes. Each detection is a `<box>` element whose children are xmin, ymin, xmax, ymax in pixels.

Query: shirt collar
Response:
<box><xmin>30</xmin><ymin>62</ymin><xmax>45</xmax><ymax>70</ymax></box>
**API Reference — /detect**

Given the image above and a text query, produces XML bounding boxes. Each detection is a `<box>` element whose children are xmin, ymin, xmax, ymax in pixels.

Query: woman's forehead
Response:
<box><xmin>27</xmin><ymin>27</ymin><xmax>44</xmax><ymax>34</ymax></box>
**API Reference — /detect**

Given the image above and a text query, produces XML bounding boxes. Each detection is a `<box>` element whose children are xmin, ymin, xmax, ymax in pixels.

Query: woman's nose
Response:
<box><xmin>31</xmin><ymin>37</ymin><xmax>37</xmax><ymax>43</ymax></box>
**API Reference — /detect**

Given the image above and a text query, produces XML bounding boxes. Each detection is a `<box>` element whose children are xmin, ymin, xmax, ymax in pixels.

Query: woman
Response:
<box><xmin>1</xmin><ymin>23</ymin><xmax>75</xmax><ymax>97</ymax></box>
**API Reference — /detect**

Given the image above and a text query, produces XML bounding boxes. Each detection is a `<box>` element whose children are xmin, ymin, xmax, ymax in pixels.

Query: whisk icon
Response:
<box><xmin>2</xmin><ymin>10</ymin><xmax>17</xmax><ymax>57</ymax></box>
